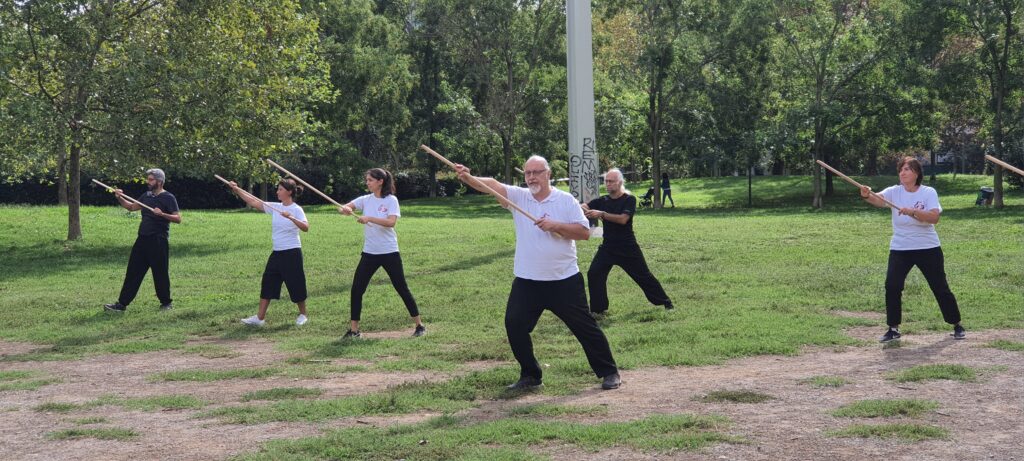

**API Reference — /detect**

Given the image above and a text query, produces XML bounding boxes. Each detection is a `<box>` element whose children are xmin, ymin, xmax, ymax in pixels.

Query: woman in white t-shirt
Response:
<box><xmin>860</xmin><ymin>157</ymin><xmax>964</xmax><ymax>342</ymax></box>
<box><xmin>337</xmin><ymin>168</ymin><xmax>424</xmax><ymax>338</ymax></box>
<box><xmin>228</xmin><ymin>179</ymin><xmax>310</xmax><ymax>327</ymax></box>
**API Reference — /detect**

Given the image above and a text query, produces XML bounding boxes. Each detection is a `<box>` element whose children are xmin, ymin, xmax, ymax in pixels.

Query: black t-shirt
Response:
<box><xmin>587</xmin><ymin>194</ymin><xmax>637</xmax><ymax>248</ymax></box>
<box><xmin>137</xmin><ymin>191</ymin><xmax>179</xmax><ymax>238</ymax></box>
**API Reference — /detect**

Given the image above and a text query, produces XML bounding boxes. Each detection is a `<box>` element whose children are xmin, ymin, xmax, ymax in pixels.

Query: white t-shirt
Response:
<box><xmin>352</xmin><ymin>194</ymin><xmax>401</xmax><ymax>254</ymax></box>
<box><xmin>880</xmin><ymin>184</ymin><xmax>942</xmax><ymax>250</ymax></box>
<box><xmin>264</xmin><ymin>202</ymin><xmax>306</xmax><ymax>251</ymax></box>
<box><xmin>505</xmin><ymin>186</ymin><xmax>589</xmax><ymax>281</ymax></box>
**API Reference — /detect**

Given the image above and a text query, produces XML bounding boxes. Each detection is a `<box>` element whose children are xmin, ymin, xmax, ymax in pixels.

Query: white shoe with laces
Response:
<box><xmin>241</xmin><ymin>315</ymin><xmax>265</xmax><ymax>327</ymax></box>
<box><xmin>296</xmin><ymin>314</ymin><xmax>308</xmax><ymax>326</ymax></box>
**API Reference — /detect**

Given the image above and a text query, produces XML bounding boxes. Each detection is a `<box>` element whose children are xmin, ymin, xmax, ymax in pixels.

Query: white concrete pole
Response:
<box><xmin>567</xmin><ymin>0</ymin><xmax>599</xmax><ymax>203</ymax></box>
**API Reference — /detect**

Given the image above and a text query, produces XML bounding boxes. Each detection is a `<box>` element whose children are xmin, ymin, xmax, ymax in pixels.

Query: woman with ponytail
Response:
<box><xmin>338</xmin><ymin>168</ymin><xmax>425</xmax><ymax>338</ymax></box>
<box><xmin>229</xmin><ymin>178</ymin><xmax>311</xmax><ymax>327</ymax></box>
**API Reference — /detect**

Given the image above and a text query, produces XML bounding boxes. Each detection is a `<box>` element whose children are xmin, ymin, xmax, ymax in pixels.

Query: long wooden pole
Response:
<box><xmin>264</xmin><ymin>159</ymin><xmax>358</xmax><ymax>218</ymax></box>
<box><xmin>91</xmin><ymin>179</ymin><xmax>155</xmax><ymax>212</ymax></box>
<box><xmin>419</xmin><ymin>144</ymin><xmax>540</xmax><ymax>223</ymax></box>
<box><xmin>985</xmin><ymin>155</ymin><xmax>1024</xmax><ymax>177</ymax></box>
<box><xmin>213</xmin><ymin>175</ymin><xmax>286</xmax><ymax>215</ymax></box>
<box><xmin>815</xmin><ymin>160</ymin><xmax>899</xmax><ymax>210</ymax></box>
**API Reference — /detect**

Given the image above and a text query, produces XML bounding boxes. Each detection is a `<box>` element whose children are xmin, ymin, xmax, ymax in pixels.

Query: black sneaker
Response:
<box><xmin>505</xmin><ymin>376</ymin><xmax>543</xmax><ymax>391</ymax></box>
<box><xmin>952</xmin><ymin>325</ymin><xmax>966</xmax><ymax>340</ymax></box>
<box><xmin>601</xmin><ymin>372</ymin><xmax>622</xmax><ymax>390</ymax></box>
<box><xmin>412</xmin><ymin>325</ymin><xmax>426</xmax><ymax>337</ymax></box>
<box><xmin>879</xmin><ymin>328</ymin><xmax>901</xmax><ymax>343</ymax></box>
<box><xmin>342</xmin><ymin>330</ymin><xmax>361</xmax><ymax>339</ymax></box>
<box><xmin>664</xmin><ymin>302</ymin><xmax>674</xmax><ymax>310</ymax></box>
<box><xmin>159</xmin><ymin>302</ymin><xmax>173</xmax><ymax>311</ymax></box>
<box><xmin>104</xmin><ymin>302</ymin><xmax>126</xmax><ymax>312</ymax></box>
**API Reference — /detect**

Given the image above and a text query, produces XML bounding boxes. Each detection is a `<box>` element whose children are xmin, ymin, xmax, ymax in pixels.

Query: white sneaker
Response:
<box><xmin>296</xmin><ymin>314</ymin><xmax>308</xmax><ymax>326</ymax></box>
<box><xmin>241</xmin><ymin>315</ymin><xmax>265</xmax><ymax>326</ymax></box>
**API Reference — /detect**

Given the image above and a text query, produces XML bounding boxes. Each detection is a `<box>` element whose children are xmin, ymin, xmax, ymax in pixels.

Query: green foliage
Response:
<box><xmin>46</xmin><ymin>428</ymin><xmax>139</xmax><ymax>441</ymax></box>
<box><xmin>698</xmin><ymin>390</ymin><xmax>774</xmax><ymax>404</ymax></box>
<box><xmin>800</xmin><ymin>376</ymin><xmax>850</xmax><ymax>388</ymax></box>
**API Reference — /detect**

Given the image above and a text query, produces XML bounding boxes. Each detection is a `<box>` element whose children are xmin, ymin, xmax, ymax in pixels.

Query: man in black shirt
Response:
<box><xmin>104</xmin><ymin>168</ymin><xmax>182</xmax><ymax>312</ymax></box>
<box><xmin>582</xmin><ymin>168</ymin><xmax>673</xmax><ymax>315</ymax></box>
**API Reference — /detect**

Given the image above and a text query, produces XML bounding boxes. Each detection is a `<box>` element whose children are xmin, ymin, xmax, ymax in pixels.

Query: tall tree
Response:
<box><xmin>0</xmin><ymin>0</ymin><xmax>328</xmax><ymax>239</ymax></box>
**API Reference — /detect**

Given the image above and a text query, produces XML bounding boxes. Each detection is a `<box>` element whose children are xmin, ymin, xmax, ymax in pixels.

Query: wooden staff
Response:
<box><xmin>264</xmin><ymin>158</ymin><xmax>357</xmax><ymax>217</ymax></box>
<box><xmin>985</xmin><ymin>155</ymin><xmax>1024</xmax><ymax>177</ymax></box>
<box><xmin>514</xmin><ymin>167</ymin><xmax>525</xmax><ymax>174</ymax></box>
<box><xmin>420</xmin><ymin>145</ymin><xmax>542</xmax><ymax>224</ymax></box>
<box><xmin>213</xmin><ymin>174</ymin><xmax>286</xmax><ymax>215</ymax></box>
<box><xmin>91</xmin><ymin>179</ymin><xmax>155</xmax><ymax>212</ymax></box>
<box><xmin>815</xmin><ymin>160</ymin><xmax>899</xmax><ymax>210</ymax></box>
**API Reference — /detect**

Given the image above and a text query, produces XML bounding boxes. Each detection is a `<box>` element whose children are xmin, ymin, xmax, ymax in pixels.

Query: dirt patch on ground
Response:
<box><xmin>491</xmin><ymin>329</ymin><xmax>1024</xmax><ymax>460</ymax></box>
<box><xmin>1</xmin><ymin>330</ymin><xmax>1021</xmax><ymax>460</ymax></box>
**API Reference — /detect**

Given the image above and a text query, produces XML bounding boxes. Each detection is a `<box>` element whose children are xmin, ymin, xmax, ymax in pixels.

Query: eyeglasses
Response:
<box><xmin>523</xmin><ymin>169</ymin><xmax>548</xmax><ymax>177</ymax></box>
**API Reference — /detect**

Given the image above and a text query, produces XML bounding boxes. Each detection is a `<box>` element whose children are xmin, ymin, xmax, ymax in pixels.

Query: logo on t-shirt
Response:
<box><xmin>378</xmin><ymin>204</ymin><xmax>388</xmax><ymax>214</ymax></box>
<box><xmin>913</xmin><ymin>201</ymin><xmax>925</xmax><ymax>210</ymax></box>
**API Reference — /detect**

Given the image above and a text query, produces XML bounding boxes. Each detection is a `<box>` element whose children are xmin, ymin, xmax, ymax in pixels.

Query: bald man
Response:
<box><xmin>455</xmin><ymin>156</ymin><xmax>622</xmax><ymax>391</ymax></box>
<box><xmin>582</xmin><ymin>168</ymin><xmax>673</xmax><ymax>316</ymax></box>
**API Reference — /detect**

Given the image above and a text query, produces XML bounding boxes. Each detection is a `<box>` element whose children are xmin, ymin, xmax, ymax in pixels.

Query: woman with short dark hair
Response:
<box><xmin>860</xmin><ymin>157</ymin><xmax>965</xmax><ymax>342</ymax></box>
<box><xmin>229</xmin><ymin>179</ymin><xmax>310</xmax><ymax>327</ymax></box>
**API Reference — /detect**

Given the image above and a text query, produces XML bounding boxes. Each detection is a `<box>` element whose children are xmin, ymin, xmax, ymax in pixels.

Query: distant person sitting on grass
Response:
<box><xmin>859</xmin><ymin>156</ymin><xmax>965</xmax><ymax>343</ymax></box>
<box><xmin>228</xmin><ymin>179</ymin><xmax>310</xmax><ymax>327</ymax></box>
<box><xmin>660</xmin><ymin>172</ymin><xmax>675</xmax><ymax>207</ymax></box>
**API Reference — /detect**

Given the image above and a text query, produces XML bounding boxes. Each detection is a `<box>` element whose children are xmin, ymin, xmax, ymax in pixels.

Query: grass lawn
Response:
<box><xmin>0</xmin><ymin>174</ymin><xmax>1020</xmax><ymax>457</ymax></box>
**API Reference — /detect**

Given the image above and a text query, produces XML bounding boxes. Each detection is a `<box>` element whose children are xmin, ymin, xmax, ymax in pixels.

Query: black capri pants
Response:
<box><xmin>350</xmin><ymin>251</ymin><xmax>419</xmax><ymax>321</ymax></box>
<box><xmin>261</xmin><ymin>248</ymin><xmax>307</xmax><ymax>303</ymax></box>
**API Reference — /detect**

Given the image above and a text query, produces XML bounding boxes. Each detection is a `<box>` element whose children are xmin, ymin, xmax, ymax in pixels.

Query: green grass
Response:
<box><xmin>204</xmin><ymin>368</ymin><xmax>520</xmax><ymax>424</ymax></box>
<box><xmin>800</xmin><ymin>376</ymin><xmax>849</xmax><ymax>388</ymax></box>
<box><xmin>0</xmin><ymin>370</ymin><xmax>61</xmax><ymax>391</ymax></box>
<box><xmin>149</xmin><ymin>363</ymin><xmax>366</xmax><ymax>382</ymax></box>
<box><xmin>46</xmin><ymin>428</ymin><xmax>139</xmax><ymax>441</ymax></box>
<box><xmin>985</xmin><ymin>339</ymin><xmax>1024</xmax><ymax>351</ymax></box>
<box><xmin>35</xmin><ymin>395</ymin><xmax>204</xmax><ymax>413</ymax></box>
<box><xmin>508</xmin><ymin>403</ymin><xmax>609</xmax><ymax>417</ymax></box>
<box><xmin>242</xmin><ymin>387</ymin><xmax>323</xmax><ymax>402</ymax></box>
<box><xmin>35</xmin><ymin>402</ymin><xmax>91</xmax><ymax>413</ymax></box>
<box><xmin>114</xmin><ymin>395</ymin><xmax>206</xmax><ymax>411</ymax></box>
<box><xmin>886</xmin><ymin>364</ymin><xmax>978</xmax><ymax>383</ymax></box>
<box><xmin>71</xmin><ymin>416</ymin><xmax>109</xmax><ymax>425</ymax></box>
<box><xmin>698</xmin><ymin>390</ymin><xmax>774</xmax><ymax>404</ymax></box>
<box><xmin>0</xmin><ymin>175</ymin><xmax>1020</xmax><ymax>455</ymax></box>
<box><xmin>235</xmin><ymin>413</ymin><xmax>735</xmax><ymax>460</ymax></box>
<box><xmin>0</xmin><ymin>371</ymin><xmax>34</xmax><ymax>381</ymax></box>
<box><xmin>831</xmin><ymin>399</ymin><xmax>939</xmax><ymax>418</ymax></box>
<box><xmin>829</xmin><ymin>423</ymin><xmax>949</xmax><ymax>441</ymax></box>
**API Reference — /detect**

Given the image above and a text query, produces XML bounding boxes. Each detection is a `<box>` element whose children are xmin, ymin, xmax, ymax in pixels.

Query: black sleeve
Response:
<box><xmin>622</xmin><ymin>195</ymin><xmax>636</xmax><ymax>216</ymax></box>
<box><xmin>163</xmin><ymin>194</ymin><xmax>180</xmax><ymax>214</ymax></box>
<box><xmin>587</xmin><ymin>197</ymin><xmax>602</xmax><ymax>211</ymax></box>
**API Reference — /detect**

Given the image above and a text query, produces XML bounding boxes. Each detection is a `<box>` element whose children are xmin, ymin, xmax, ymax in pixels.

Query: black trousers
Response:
<box><xmin>885</xmin><ymin>247</ymin><xmax>961</xmax><ymax>327</ymax></box>
<box><xmin>350</xmin><ymin>252</ymin><xmax>419</xmax><ymax>321</ymax></box>
<box><xmin>661</xmin><ymin>188</ymin><xmax>674</xmax><ymax>206</ymax></box>
<box><xmin>587</xmin><ymin>245</ymin><xmax>671</xmax><ymax>313</ymax></box>
<box><xmin>118</xmin><ymin>235</ymin><xmax>171</xmax><ymax>306</ymax></box>
<box><xmin>261</xmin><ymin>248</ymin><xmax>307</xmax><ymax>303</ymax></box>
<box><xmin>506</xmin><ymin>273</ymin><xmax>618</xmax><ymax>380</ymax></box>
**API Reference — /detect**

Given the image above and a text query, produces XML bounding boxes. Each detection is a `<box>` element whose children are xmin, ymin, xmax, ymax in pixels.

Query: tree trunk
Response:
<box><xmin>812</xmin><ymin>122</ymin><xmax>824</xmax><ymax>209</ymax></box>
<box><xmin>57</xmin><ymin>153</ymin><xmax>68</xmax><ymax>205</ymax></box>
<box><xmin>648</xmin><ymin>73</ymin><xmax>662</xmax><ymax>208</ymax></box>
<box><xmin>67</xmin><ymin>141</ymin><xmax>83</xmax><ymax>240</ymax></box>
<box><xmin>502</xmin><ymin>133</ymin><xmax>513</xmax><ymax>185</ymax></box>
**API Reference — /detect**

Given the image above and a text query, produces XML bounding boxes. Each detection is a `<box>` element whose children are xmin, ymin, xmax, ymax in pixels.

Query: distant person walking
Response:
<box><xmin>660</xmin><ymin>173</ymin><xmax>674</xmax><ymax>208</ymax></box>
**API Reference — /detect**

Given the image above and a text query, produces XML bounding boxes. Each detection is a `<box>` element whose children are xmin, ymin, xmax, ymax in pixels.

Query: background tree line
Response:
<box><xmin>1</xmin><ymin>0</ymin><xmax>1021</xmax><ymax>239</ymax></box>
